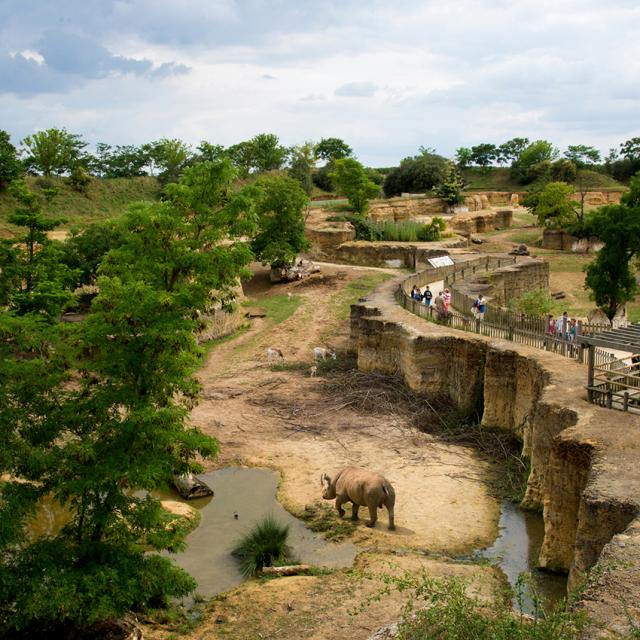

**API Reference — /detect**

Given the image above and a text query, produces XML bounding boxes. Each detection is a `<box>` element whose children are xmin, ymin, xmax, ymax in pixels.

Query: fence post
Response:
<box><xmin>624</xmin><ymin>391</ymin><xmax>629</xmax><ymax>412</ymax></box>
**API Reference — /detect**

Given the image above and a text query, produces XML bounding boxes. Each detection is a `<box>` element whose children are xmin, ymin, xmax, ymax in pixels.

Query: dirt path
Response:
<box><xmin>146</xmin><ymin>264</ymin><xmax>500</xmax><ymax>639</ymax></box>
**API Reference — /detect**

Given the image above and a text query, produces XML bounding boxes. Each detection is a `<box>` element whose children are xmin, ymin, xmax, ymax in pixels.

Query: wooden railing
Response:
<box><xmin>397</xmin><ymin>257</ymin><xmax>609</xmax><ymax>363</ymax></box>
<box><xmin>587</xmin><ymin>350</ymin><xmax>640</xmax><ymax>411</ymax></box>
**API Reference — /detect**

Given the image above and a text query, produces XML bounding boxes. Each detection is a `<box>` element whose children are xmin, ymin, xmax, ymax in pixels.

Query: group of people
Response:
<box><xmin>546</xmin><ymin>311</ymin><xmax>578</xmax><ymax>342</ymax></box>
<box><xmin>410</xmin><ymin>285</ymin><xmax>451</xmax><ymax>321</ymax></box>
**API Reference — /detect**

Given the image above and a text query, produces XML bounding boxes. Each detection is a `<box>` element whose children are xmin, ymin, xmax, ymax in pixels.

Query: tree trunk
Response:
<box><xmin>172</xmin><ymin>473</ymin><xmax>214</xmax><ymax>499</ymax></box>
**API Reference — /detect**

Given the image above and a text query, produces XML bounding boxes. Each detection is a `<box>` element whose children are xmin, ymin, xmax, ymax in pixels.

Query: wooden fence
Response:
<box><xmin>398</xmin><ymin>257</ymin><xmax>609</xmax><ymax>363</ymax></box>
<box><xmin>587</xmin><ymin>349</ymin><xmax>640</xmax><ymax>411</ymax></box>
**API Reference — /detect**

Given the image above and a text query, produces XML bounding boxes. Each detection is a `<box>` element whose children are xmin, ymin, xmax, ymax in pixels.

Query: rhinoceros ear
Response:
<box><xmin>320</xmin><ymin>473</ymin><xmax>330</xmax><ymax>486</ymax></box>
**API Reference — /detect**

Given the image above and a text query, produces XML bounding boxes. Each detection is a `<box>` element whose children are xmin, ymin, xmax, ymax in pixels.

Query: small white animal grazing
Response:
<box><xmin>267</xmin><ymin>347</ymin><xmax>284</xmax><ymax>362</ymax></box>
<box><xmin>313</xmin><ymin>346</ymin><xmax>336</xmax><ymax>361</ymax></box>
<box><xmin>287</xmin><ymin>292</ymin><xmax>293</xmax><ymax>300</ymax></box>
<box><xmin>309</xmin><ymin>365</ymin><xmax>317</xmax><ymax>377</ymax></box>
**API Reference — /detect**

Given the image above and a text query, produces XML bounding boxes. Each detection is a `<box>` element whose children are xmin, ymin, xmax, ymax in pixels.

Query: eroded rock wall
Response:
<box><xmin>350</xmin><ymin>277</ymin><xmax>640</xmax><ymax>635</ymax></box>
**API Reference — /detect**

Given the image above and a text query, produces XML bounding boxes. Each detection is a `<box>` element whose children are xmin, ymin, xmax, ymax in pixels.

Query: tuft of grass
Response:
<box><xmin>298</xmin><ymin>502</ymin><xmax>357</xmax><ymax>541</ymax></box>
<box><xmin>328</xmin><ymin>272</ymin><xmax>393</xmax><ymax>322</ymax></box>
<box><xmin>243</xmin><ymin>293</ymin><xmax>303</xmax><ymax>326</ymax></box>
<box><xmin>231</xmin><ymin>515</ymin><xmax>293</xmax><ymax>576</ymax></box>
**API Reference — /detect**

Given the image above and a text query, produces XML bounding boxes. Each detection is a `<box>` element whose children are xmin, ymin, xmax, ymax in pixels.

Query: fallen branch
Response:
<box><xmin>261</xmin><ymin>564</ymin><xmax>311</xmax><ymax>576</ymax></box>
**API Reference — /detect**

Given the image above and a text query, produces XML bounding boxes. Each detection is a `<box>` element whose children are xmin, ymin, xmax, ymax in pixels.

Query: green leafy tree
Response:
<box><xmin>330</xmin><ymin>158</ymin><xmax>380</xmax><ymax>214</ymax></box>
<box><xmin>512</xmin><ymin>140</ymin><xmax>559</xmax><ymax>184</ymax></box>
<box><xmin>0</xmin><ymin>180</ymin><xmax>77</xmax><ymax>317</ymax></box>
<box><xmin>0</xmin><ymin>161</ymin><xmax>253</xmax><ymax>635</ymax></box>
<box><xmin>620</xmin><ymin>137</ymin><xmax>640</xmax><ymax>161</ymax></box>
<box><xmin>60</xmin><ymin>221</ymin><xmax>126</xmax><ymax>286</ymax></box>
<box><xmin>564</xmin><ymin>145</ymin><xmax>601</xmax><ymax>167</ymax></box>
<box><xmin>226</xmin><ymin>140</ymin><xmax>255</xmax><ymax>178</ymax></box>
<box><xmin>93</xmin><ymin>143</ymin><xmax>150</xmax><ymax>178</ymax></box>
<box><xmin>0</xmin><ymin>130</ymin><xmax>23</xmax><ymax>189</ymax></box>
<box><xmin>455</xmin><ymin>147</ymin><xmax>473</xmax><ymax>169</ymax></box>
<box><xmin>250</xmin><ymin>133</ymin><xmax>289</xmax><ymax>173</ymax></box>
<box><xmin>315</xmin><ymin>137</ymin><xmax>353</xmax><ymax>163</ymax></box>
<box><xmin>383</xmin><ymin>152</ymin><xmax>447</xmax><ymax>197</ymax></box>
<box><xmin>288</xmin><ymin>142</ymin><xmax>316</xmax><ymax>195</ymax></box>
<box><xmin>550</xmin><ymin>158</ymin><xmax>577</xmax><ymax>183</ymax></box>
<box><xmin>197</xmin><ymin>141</ymin><xmax>227</xmax><ymax>163</ymax></box>
<box><xmin>248</xmin><ymin>175</ymin><xmax>310</xmax><ymax>268</ymax></box>
<box><xmin>433</xmin><ymin>161</ymin><xmax>465</xmax><ymax>206</ymax></box>
<box><xmin>21</xmin><ymin>128</ymin><xmax>88</xmax><ymax>177</ymax></box>
<box><xmin>498</xmin><ymin>137</ymin><xmax>530</xmax><ymax>165</ymax></box>
<box><xmin>529</xmin><ymin>181</ymin><xmax>578</xmax><ymax>229</ymax></box>
<box><xmin>470</xmin><ymin>143</ymin><xmax>499</xmax><ymax>171</ymax></box>
<box><xmin>144</xmin><ymin>138</ymin><xmax>192</xmax><ymax>183</ymax></box>
<box><xmin>583</xmin><ymin>187</ymin><xmax>640</xmax><ymax>320</ymax></box>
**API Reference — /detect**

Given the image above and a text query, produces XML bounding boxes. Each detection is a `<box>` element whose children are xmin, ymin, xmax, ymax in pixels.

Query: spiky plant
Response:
<box><xmin>231</xmin><ymin>515</ymin><xmax>292</xmax><ymax>576</ymax></box>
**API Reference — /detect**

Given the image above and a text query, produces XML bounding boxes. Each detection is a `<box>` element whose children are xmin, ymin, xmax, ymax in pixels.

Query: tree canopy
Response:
<box><xmin>0</xmin><ymin>130</ymin><xmax>23</xmax><ymax>189</ymax></box>
<box><xmin>383</xmin><ymin>151</ymin><xmax>447</xmax><ymax>197</ymax></box>
<box><xmin>0</xmin><ymin>160</ymin><xmax>256</xmax><ymax>635</ymax></box>
<box><xmin>21</xmin><ymin>128</ymin><xmax>88</xmax><ymax>177</ymax></box>
<box><xmin>330</xmin><ymin>158</ymin><xmax>380</xmax><ymax>214</ymax></box>
<box><xmin>248</xmin><ymin>175</ymin><xmax>310</xmax><ymax>267</ymax></box>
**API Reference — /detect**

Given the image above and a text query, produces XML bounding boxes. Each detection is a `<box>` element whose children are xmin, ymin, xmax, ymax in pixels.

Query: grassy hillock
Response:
<box><xmin>0</xmin><ymin>176</ymin><xmax>161</xmax><ymax>235</ymax></box>
<box><xmin>461</xmin><ymin>167</ymin><xmax>626</xmax><ymax>192</ymax></box>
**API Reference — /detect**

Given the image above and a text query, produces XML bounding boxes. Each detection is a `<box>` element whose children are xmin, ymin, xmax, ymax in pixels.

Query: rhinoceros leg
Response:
<box><xmin>351</xmin><ymin>504</ymin><xmax>359</xmax><ymax>521</ymax></box>
<box><xmin>365</xmin><ymin>497</ymin><xmax>378</xmax><ymax>528</ymax></box>
<box><xmin>386</xmin><ymin>504</ymin><xmax>395</xmax><ymax>531</ymax></box>
<box><xmin>335</xmin><ymin>495</ymin><xmax>347</xmax><ymax>518</ymax></box>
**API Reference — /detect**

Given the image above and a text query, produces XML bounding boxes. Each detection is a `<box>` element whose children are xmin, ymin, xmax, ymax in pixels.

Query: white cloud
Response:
<box><xmin>1</xmin><ymin>0</ymin><xmax>639</xmax><ymax>164</ymax></box>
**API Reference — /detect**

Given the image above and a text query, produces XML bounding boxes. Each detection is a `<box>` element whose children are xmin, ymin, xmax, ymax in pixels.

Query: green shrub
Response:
<box><xmin>231</xmin><ymin>515</ymin><xmax>293</xmax><ymax>576</ymax></box>
<box><xmin>326</xmin><ymin>215</ymin><xmax>445</xmax><ymax>242</ymax></box>
<box><xmin>507</xmin><ymin>289</ymin><xmax>554</xmax><ymax>316</ymax></box>
<box><xmin>362</xmin><ymin>571</ymin><xmax>588</xmax><ymax>640</ymax></box>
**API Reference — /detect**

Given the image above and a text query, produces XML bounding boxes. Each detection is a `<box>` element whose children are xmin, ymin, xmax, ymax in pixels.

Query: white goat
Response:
<box><xmin>267</xmin><ymin>347</ymin><xmax>284</xmax><ymax>362</ymax></box>
<box><xmin>309</xmin><ymin>365</ymin><xmax>318</xmax><ymax>377</ymax></box>
<box><xmin>313</xmin><ymin>346</ymin><xmax>336</xmax><ymax>361</ymax></box>
<box><xmin>287</xmin><ymin>292</ymin><xmax>293</xmax><ymax>300</ymax></box>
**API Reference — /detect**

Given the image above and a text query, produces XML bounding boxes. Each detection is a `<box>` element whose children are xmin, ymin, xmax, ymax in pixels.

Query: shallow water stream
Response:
<box><xmin>479</xmin><ymin>501</ymin><xmax>568</xmax><ymax>613</ymax></box>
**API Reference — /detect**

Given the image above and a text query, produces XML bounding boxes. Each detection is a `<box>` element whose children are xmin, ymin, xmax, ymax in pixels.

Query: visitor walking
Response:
<box><xmin>555</xmin><ymin>311</ymin><xmax>568</xmax><ymax>339</ymax></box>
<box><xmin>434</xmin><ymin>291</ymin><xmax>446</xmax><ymax>321</ymax></box>
<box><xmin>423</xmin><ymin>286</ymin><xmax>433</xmax><ymax>307</ymax></box>
<box><xmin>443</xmin><ymin>288</ymin><xmax>451</xmax><ymax>313</ymax></box>
<box><xmin>411</xmin><ymin>285</ymin><xmax>422</xmax><ymax>301</ymax></box>
<box><xmin>474</xmin><ymin>295</ymin><xmax>486</xmax><ymax>321</ymax></box>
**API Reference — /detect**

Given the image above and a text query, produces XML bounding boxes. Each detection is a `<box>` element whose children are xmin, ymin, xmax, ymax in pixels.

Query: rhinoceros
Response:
<box><xmin>321</xmin><ymin>466</ymin><xmax>395</xmax><ymax>530</ymax></box>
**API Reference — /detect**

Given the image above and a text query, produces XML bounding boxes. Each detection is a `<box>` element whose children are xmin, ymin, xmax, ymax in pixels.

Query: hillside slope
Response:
<box><xmin>0</xmin><ymin>176</ymin><xmax>161</xmax><ymax>235</ymax></box>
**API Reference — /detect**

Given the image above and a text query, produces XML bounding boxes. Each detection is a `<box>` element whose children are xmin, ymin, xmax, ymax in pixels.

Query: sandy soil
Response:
<box><xmin>144</xmin><ymin>264</ymin><xmax>500</xmax><ymax>639</ymax></box>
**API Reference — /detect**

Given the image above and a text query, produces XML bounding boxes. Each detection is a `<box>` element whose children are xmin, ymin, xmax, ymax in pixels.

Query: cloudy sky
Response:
<box><xmin>1</xmin><ymin>0</ymin><xmax>638</xmax><ymax>166</ymax></box>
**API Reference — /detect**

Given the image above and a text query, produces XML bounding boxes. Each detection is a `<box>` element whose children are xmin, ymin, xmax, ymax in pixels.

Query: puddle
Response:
<box><xmin>155</xmin><ymin>467</ymin><xmax>357</xmax><ymax>597</ymax></box>
<box><xmin>479</xmin><ymin>501</ymin><xmax>567</xmax><ymax>614</ymax></box>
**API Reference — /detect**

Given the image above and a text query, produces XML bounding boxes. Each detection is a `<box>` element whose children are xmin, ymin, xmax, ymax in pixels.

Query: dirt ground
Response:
<box><xmin>143</xmin><ymin>263</ymin><xmax>501</xmax><ymax>640</ymax></box>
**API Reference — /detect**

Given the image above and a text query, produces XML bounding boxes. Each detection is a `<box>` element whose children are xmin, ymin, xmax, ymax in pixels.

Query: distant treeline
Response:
<box><xmin>1</xmin><ymin>129</ymin><xmax>638</xmax><ymax>199</ymax></box>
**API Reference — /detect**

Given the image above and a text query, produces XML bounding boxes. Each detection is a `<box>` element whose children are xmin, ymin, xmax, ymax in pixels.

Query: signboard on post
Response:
<box><xmin>427</xmin><ymin>255</ymin><xmax>454</xmax><ymax>268</ymax></box>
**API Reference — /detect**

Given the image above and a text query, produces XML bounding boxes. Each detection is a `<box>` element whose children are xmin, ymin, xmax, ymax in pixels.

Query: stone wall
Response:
<box><xmin>368</xmin><ymin>196</ymin><xmax>447</xmax><ymax>221</ymax></box>
<box><xmin>306</xmin><ymin>222</ymin><xmax>357</xmax><ymax>259</ymax></box>
<box><xmin>449</xmin><ymin>210</ymin><xmax>513</xmax><ymax>235</ymax></box>
<box><xmin>306</xmin><ymin>234</ymin><xmax>468</xmax><ymax>268</ymax></box>
<box><xmin>449</xmin><ymin>258</ymin><xmax>549</xmax><ymax>309</ymax></box>
<box><xmin>541</xmin><ymin>229</ymin><xmax>604</xmax><ymax>253</ymax></box>
<box><xmin>350</xmin><ymin>278</ymin><xmax>640</xmax><ymax>635</ymax></box>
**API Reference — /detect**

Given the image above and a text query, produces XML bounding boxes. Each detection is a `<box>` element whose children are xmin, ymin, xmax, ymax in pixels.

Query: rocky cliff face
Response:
<box><xmin>350</xmin><ymin>277</ymin><xmax>640</xmax><ymax>635</ymax></box>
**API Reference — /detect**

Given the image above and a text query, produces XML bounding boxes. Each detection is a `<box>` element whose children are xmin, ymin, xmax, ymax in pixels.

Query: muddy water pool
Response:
<box><xmin>156</xmin><ymin>467</ymin><xmax>357</xmax><ymax>597</ymax></box>
<box><xmin>479</xmin><ymin>501</ymin><xmax>567</xmax><ymax>613</ymax></box>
